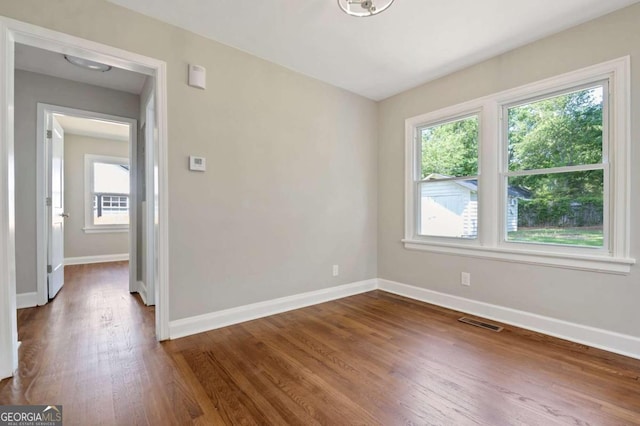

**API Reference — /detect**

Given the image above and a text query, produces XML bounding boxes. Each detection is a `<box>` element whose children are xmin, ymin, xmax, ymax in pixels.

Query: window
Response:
<box><xmin>504</xmin><ymin>84</ymin><xmax>606</xmax><ymax>248</ymax></box>
<box><xmin>84</xmin><ymin>155</ymin><xmax>130</xmax><ymax>232</ymax></box>
<box><xmin>404</xmin><ymin>57</ymin><xmax>633</xmax><ymax>273</ymax></box>
<box><xmin>417</xmin><ymin>115</ymin><xmax>479</xmax><ymax>239</ymax></box>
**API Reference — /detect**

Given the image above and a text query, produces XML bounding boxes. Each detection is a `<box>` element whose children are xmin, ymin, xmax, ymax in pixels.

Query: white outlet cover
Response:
<box><xmin>461</xmin><ymin>272</ymin><xmax>471</xmax><ymax>286</ymax></box>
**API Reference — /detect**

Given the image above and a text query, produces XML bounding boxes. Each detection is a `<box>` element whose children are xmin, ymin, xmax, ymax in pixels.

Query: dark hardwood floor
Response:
<box><xmin>1</xmin><ymin>262</ymin><xmax>640</xmax><ymax>425</ymax></box>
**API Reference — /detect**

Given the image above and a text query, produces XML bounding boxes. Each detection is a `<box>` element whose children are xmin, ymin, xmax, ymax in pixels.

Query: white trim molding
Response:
<box><xmin>0</xmin><ymin>18</ymin><xmax>19</xmax><ymax>379</ymax></box>
<box><xmin>169</xmin><ymin>279</ymin><xmax>378</xmax><ymax>339</ymax></box>
<box><xmin>138</xmin><ymin>281</ymin><xmax>148</xmax><ymax>305</ymax></box>
<box><xmin>82</xmin><ymin>227</ymin><xmax>128</xmax><ymax>234</ymax></box>
<box><xmin>0</xmin><ymin>16</ymin><xmax>170</xmax><ymax>378</ymax></box>
<box><xmin>16</xmin><ymin>292</ymin><xmax>38</xmax><ymax>310</ymax></box>
<box><xmin>378</xmin><ymin>278</ymin><xmax>640</xmax><ymax>360</ymax></box>
<box><xmin>402</xmin><ymin>240</ymin><xmax>635</xmax><ymax>274</ymax></box>
<box><xmin>168</xmin><ymin>277</ymin><xmax>640</xmax><ymax>360</ymax></box>
<box><xmin>64</xmin><ymin>253</ymin><xmax>129</xmax><ymax>266</ymax></box>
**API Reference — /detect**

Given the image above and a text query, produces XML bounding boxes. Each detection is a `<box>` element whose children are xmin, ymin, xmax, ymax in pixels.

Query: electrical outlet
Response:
<box><xmin>332</xmin><ymin>265</ymin><xmax>339</xmax><ymax>277</ymax></box>
<box><xmin>461</xmin><ymin>272</ymin><xmax>471</xmax><ymax>286</ymax></box>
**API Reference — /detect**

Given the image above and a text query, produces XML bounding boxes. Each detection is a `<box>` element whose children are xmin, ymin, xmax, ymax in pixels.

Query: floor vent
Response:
<box><xmin>458</xmin><ymin>317</ymin><xmax>503</xmax><ymax>332</ymax></box>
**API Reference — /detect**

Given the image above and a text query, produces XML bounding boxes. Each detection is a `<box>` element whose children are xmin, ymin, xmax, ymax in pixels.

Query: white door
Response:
<box><xmin>47</xmin><ymin>116</ymin><xmax>65</xmax><ymax>299</ymax></box>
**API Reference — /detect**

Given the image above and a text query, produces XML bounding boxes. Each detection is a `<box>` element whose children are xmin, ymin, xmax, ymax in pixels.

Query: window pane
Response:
<box><xmin>420</xmin><ymin>115</ymin><xmax>478</xmax><ymax>179</ymax></box>
<box><xmin>418</xmin><ymin>179</ymin><xmax>478</xmax><ymax>239</ymax></box>
<box><xmin>93</xmin><ymin>194</ymin><xmax>129</xmax><ymax>225</ymax></box>
<box><xmin>507</xmin><ymin>170</ymin><xmax>603</xmax><ymax>247</ymax></box>
<box><xmin>508</xmin><ymin>86</ymin><xmax>603</xmax><ymax>171</ymax></box>
<box><xmin>93</xmin><ymin>162</ymin><xmax>129</xmax><ymax>226</ymax></box>
<box><xmin>93</xmin><ymin>163</ymin><xmax>129</xmax><ymax>194</ymax></box>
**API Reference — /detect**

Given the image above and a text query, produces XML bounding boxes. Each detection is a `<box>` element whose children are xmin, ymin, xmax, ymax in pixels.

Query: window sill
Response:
<box><xmin>83</xmin><ymin>227</ymin><xmax>129</xmax><ymax>234</ymax></box>
<box><xmin>402</xmin><ymin>239</ymin><xmax>635</xmax><ymax>274</ymax></box>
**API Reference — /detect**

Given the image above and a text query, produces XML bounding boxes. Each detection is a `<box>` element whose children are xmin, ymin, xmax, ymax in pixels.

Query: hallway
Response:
<box><xmin>0</xmin><ymin>262</ymin><xmax>169</xmax><ymax>423</ymax></box>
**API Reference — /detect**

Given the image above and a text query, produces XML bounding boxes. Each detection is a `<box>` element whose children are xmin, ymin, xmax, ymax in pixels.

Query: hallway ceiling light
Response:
<box><xmin>337</xmin><ymin>0</ymin><xmax>394</xmax><ymax>17</ymax></box>
<box><xmin>64</xmin><ymin>55</ymin><xmax>112</xmax><ymax>72</ymax></box>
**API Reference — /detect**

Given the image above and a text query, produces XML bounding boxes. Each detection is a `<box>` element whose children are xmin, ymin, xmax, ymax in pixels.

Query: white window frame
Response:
<box><xmin>412</xmin><ymin>109</ymin><xmax>482</xmax><ymax>244</ymax></box>
<box><xmin>412</xmin><ymin>111</ymin><xmax>482</xmax><ymax>246</ymax></box>
<box><xmin>84</xmin><ymin>154</ymin><xmax>130</xmax><ymax>233</ymax></box>
<box><xmin>403</xmin><ymin>57</ymin><xmax>634</xmax><ymax>274</ymax></box>
<box><xmin>499</xmin><ymin>80</ymin><xmax>610</xmax><ymax>255</ymax></box>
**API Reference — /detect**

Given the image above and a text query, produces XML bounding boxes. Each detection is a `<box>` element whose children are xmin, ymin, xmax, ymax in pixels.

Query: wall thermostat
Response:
<box><xmin>189</xmin><ymin>156</ymin><xmax>206</xmax><ymax>172</ymax></box>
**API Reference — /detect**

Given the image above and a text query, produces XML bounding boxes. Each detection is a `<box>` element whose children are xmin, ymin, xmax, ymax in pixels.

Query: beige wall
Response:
<box><xmin>63</xmin><ymin>134</ymin><xmax>129</xmax><ymax>259</ymax></box>
<box><xmin>2</xmin><ymin>1</ymin><xmax>378</xmax><ymax>319</ymax></box>
<box><xmin>13</xmin><ymin>1</ymin><xmax>635</xmax><ymax>338</ymax></box>
<box><xmin>378</xmin><ymin>4</ymin><xmax>640</xmax><ymax>337</ymax></box>
<box><xmin>14</xmin><ymin>69</ymin><xmax>140</xmax><ymax>294</ymax></box>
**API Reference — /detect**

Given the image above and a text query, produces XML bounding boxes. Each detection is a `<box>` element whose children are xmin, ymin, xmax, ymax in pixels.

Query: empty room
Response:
<box><xmin>0</xmin><ymin>0</ymin><xmax>639</xmax><ymax>424</ymax></box>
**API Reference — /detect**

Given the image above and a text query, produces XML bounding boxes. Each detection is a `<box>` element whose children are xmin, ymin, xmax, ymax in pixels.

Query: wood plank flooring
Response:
<box><xmin>1</xmin><ymin>262</ymin><xmax>640</xmax><ymax>425</ymax></box>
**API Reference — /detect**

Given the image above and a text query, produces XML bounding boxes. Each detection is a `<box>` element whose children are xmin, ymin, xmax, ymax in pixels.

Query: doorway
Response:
<box><xmin>0</xmin><ymin>17</ymin><xmax>170</xmax><ymax>379</ymax></box>
<box><xmin>36</xmin><ymin>105</ymin><xmax>138</xmax><ymax>304</ymax></box>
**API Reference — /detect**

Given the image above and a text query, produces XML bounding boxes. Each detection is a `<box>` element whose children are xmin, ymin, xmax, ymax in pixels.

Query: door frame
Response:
<box><xmin>0</xmin><ymin>16</ymin><xmax>170</xmax><ymax>379</ymax></box>
<box><xmin>45</xmin><ymin>114</ymin><xmax>65</xmax><ymax>300</ymax></box>
<box><xmin>143</xmin><ymin>92</ymin><xmax>156</xmax><ymax>306</ymax></box>
<box><xmin>36</xmin><ymin>104</ymin><xmax>139</xmax><ymax>305</ymax></box>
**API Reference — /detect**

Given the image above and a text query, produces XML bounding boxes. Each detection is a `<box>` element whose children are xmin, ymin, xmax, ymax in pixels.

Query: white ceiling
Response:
<box><xmin>15</xmin><ymin>44</ymin><xmax>147</xmax><ymax>95</ymax></box>
<box><xmin>106</xmin><ymin>0</ymin><xmax>639</xmax><ymax>100</ymax></box>
<box><xmin>54</xmin><ymin>114</ymin><xmax>130</xmax><ymax>142</ymax></box>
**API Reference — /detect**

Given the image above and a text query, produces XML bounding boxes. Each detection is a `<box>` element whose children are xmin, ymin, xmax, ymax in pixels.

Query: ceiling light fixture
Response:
<box><xmin>337</xmin><ymin>0</ymin><xmax>394</xmax><ymax>17</ymax></box>
<box><xmin>64</xmin><ymin>55</ymin><xmax>112</xmax><ymax>72</ymax></box>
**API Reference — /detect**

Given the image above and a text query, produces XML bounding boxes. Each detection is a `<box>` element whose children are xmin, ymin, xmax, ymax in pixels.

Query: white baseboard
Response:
<box><xmin>64</xmin><ymin>253</ymin><xmax>129</xmax><ymax>266</ymax></box>
<box><xmin>16</xmin><ymin>292</ymin><xmax>38</xmax><ymax>309</ymax></box>
<box><xmin>167</xmin><ymin>275</ymin><xmax>640</xmax><ymax>360</ymax></box>
<box><xmin>378</xmin><ymin>278</ymin><xmax>640</xmax><ymax>360</ymax></box>
<box><xmin>169</xmin><ymin>279</ymin><xmax>377</xmax><ymax>339</ymax></box>
<box><xmin>138</xmin><ymin>281</ymin><xmax>148</xmax><ymax>305</ymax></box>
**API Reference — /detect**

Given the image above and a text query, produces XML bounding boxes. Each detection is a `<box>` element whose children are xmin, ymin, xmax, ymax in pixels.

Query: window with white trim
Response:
<box><xmin>404</xmin><ymin>58</ymin><xmax>634</xmax><ymax>273</ymax></box>
<box><xmin>417</xmin><ymin>114</ymin><xmax>479</xmax><ymax>239</ymax></box>
<box><xmin>503</xmin><ymin>83</ymin><xmax>606</xmax><ymax>248</ymax></box>
<box><xmin>84</xmin><ymin>154</ymin><xmax>130</xmax><ymax>233</ymax></box>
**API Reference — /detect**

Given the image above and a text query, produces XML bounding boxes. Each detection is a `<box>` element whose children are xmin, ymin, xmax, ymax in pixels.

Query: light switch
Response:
<box><xmin>189</xmin><ymin>156</ymin><xmax>206</xmax><ymax>172</ymax></box>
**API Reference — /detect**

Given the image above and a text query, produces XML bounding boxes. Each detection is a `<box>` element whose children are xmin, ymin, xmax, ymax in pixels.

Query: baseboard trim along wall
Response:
<box><xmin>378</xmin><ymin>279</ymin><xmax>640</xmax><ymax>361</ymax></box>
<box><xmin>169</xmin><ymin>279</ymin><xmax>378</xmax><ymax>339</ymax></box>
<box><xmin>168</xmin><ymin>277</ymin><xmax>640</xmax><ymax>360</ymax></box>
<box><xmin>16</xmin><ymin>292</ymin><xmax>38</xmax><ymax>309</ymax></box>
<box><xmin>64</xmin><ymin>253</ymin><xmax>129</xmax><ymax>266</ymax></box>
